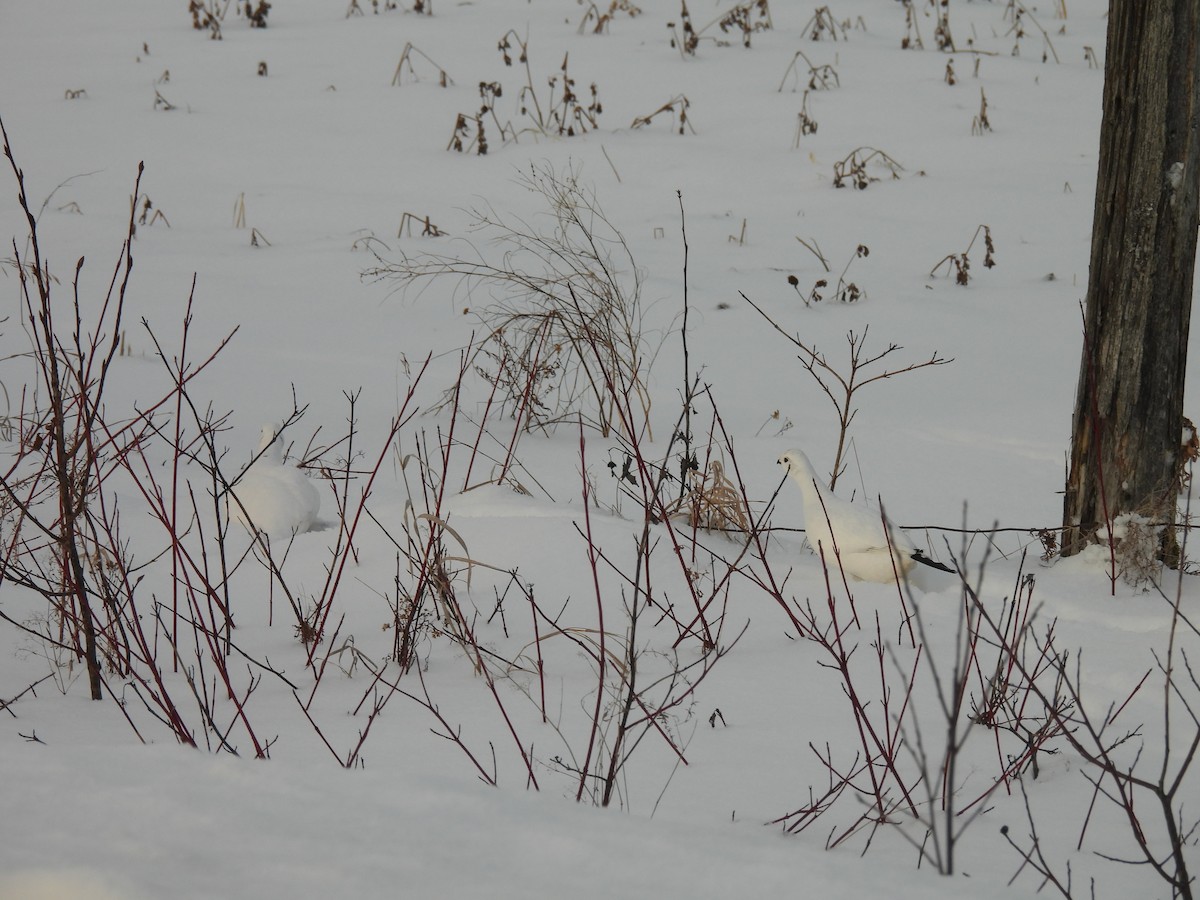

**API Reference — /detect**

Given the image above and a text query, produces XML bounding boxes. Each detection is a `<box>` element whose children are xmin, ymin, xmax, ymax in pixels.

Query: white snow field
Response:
<box><xmin>1</xmin><ymin>2</ymin><xmax>1198</xmax><ymax>898</ymax></box>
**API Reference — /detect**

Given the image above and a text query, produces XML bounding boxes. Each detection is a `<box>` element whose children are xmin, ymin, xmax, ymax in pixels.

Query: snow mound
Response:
<box><xmin>446</xmin><ymin>483</ymin><xmax>581</xmax><ymax>520</ymax></box>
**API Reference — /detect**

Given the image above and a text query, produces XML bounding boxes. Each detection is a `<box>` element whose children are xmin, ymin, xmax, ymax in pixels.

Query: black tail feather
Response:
<box><xmin>910</xmin><ymin>550</ymin><xmax>954</xmax><ymax>573</ymax></box>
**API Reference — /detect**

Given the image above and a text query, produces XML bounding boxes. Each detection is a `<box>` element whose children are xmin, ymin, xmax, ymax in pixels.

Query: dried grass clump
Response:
<box><xmin>668</xmin><ymin>459</ymin><xmax>751</xmax><ymax>532</ymax></box>
<box><xmin>367</xmin><ymin>163</ymin><xmax>660</xmax><ymax>441</ymax></box>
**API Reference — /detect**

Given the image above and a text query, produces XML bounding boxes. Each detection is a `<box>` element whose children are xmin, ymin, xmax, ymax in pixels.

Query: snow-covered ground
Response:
<box><xmin>1</xmin><ymin>2</ymin><xmax>1197</xmax><ymax>898</ymax></box>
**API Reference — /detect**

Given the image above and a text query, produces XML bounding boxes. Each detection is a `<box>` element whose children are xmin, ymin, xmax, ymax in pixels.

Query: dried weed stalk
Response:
<box><xmin>792</xmin><ymin>92</ymin><xmax>819</xmax><ymax>146</ymax></box>
<box><xmin>1004</xmin><ymin>0</ymin><xmax>1061</xmax><ymax>63</ymax></box>
<box><xmin>833</xmin><ymin>147</ymin><xmax>903</xmax><ymax>189</ymax></box>
<box><xmin>711</xmin><ymin>0</ymin><xmax>773</xmax><ymax>48</ymax></box>
<box><xmin>446</xmin><ymin>36</ymin><xmax>602</xmax><ymax>153</ymax></box>
<box><xmin>397</xmin><ymin>212</ymin><xmax>445</xmax><ymax>239</ymax></box>
<box><xmin>778</xmin><ymin>49</ymin><xmax>839</xmax><ymax>92</ymax></box>
<box><xmin>631</xmin><ymin>95</ymin><xmax>695</xmax><ymax>135</ymax></box>
<box><xmin>667</xmin><ymin>1</ymin><xmax>699</xmax><ymax>56</ymax></box>
<box><xmin>392</xmin><ymin>42</ymin><xmax>453</xmax><ymax>87</ymax></box>
<box><xmin>243</xmin><ymin>1</ymin><xmax>270</xmax><ymax>27</ymax></box>
<box><xmin>929</xmin><ymin>224</ymin><xmax>996</xmax><ymax>286</ymax></box>
<box><xmin>447</xmin><ymin>112</ymin><xmax>489</xmax><ymax>156</ymax></box>
<box><xmin>577</xmin><ymin>0</ymin><xmax>642</xmax><ymax>35</ymax></box>
<box><xmin>934</xmin><ymin>3</ymin><xmax>956</xmax><ymax>52</ymax></box>
<box><xmin>787</xmin><ymin>243</ymin><xmax>869</xmax><ymax>306</ymax></box>
<box><xmin>189</xmin><ymin>0</ymin><xmax>228</xmax><ymax>39</ymax></box>
<box><xmin>347</xmin><ymin>0</ymin><xmax>428</xmax><ymax>14</ymax></box>
<box><xmin>669</xmin><ymin>0</ymin><xmax>773</xmax><ymax>54</ymax></box>
<box><xmin>499</xmin><ymin>33</ymin><xmax>602</xmax><ymax>139</ymax></box>
<box><xmin>899</xmin><ymin>0</ymin><xmax>924</xmax><ymax>50</ymax></box>
<box><xmin>802</xmin><ymin>5</ymin><xmax>846</xmax><ymax>41</ymax></box>
<box><xmin>972</xmin><ymin>88</ymin><xmax>992</xmax><ymax>134</ymax></box>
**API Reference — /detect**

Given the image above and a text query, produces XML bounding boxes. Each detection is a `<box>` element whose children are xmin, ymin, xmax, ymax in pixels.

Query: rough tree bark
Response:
<box><xmin>1062</xmin><ymin>0</ymin><xmax>1200</xmax><ymax>558</ymax></box>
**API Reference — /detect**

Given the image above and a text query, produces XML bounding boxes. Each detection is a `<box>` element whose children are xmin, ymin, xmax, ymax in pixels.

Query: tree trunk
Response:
<box><xmin>1062</xmin><ymin>0</ymin><xmax>1200</xmax><ymax>557</ymax></box>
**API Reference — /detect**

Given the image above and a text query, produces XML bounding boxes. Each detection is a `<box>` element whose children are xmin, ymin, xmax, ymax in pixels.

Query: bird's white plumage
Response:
<box><xmin>229</xmin><ymin>424</ymin><xmax>320</xmax><ymax>536</ymax></box>
<box><xmin>778</xmin><ymin>449</ymin><xmax>917</xmax><ymax>583</ymax></box>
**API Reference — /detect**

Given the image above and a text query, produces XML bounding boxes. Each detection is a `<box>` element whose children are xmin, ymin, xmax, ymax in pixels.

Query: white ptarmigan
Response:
<box><xmin>778</xmin><ymin>449</ymin><xmax>951</xmax><ymax>583</ymax></box>
<box><xmin>229</xmin><ymin>424</ymin><xmax>321</xmax><ymax>537</ymax></box>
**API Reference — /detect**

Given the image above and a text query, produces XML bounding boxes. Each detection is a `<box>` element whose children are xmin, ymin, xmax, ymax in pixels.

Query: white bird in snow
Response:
<box><xmin>229</xmin><ymin>424</ymin><xmax>321</xmax><ymax>537</ymax></box>
<box><xmin>778</xmin><ymin>448</ymin><xmax>951</xmax><ymax>583</ymax></box>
